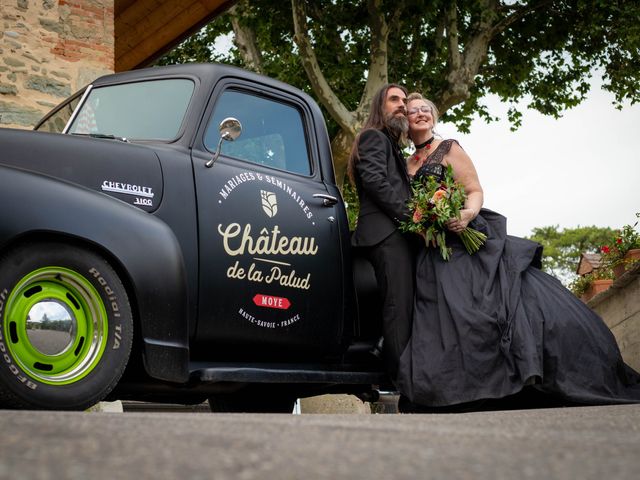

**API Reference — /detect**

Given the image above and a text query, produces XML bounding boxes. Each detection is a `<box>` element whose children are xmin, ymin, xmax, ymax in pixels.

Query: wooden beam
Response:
<box><xmin>114</xmin><ymin>0</ymin><xmax>236</xmax><ymax>72</ymax></box>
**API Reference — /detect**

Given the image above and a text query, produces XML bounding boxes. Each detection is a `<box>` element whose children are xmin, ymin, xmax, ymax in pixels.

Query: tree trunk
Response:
<box><xmin>331</xmin><ymin>129</ymin><xmax>355</xmax><ymax>189</ymax></box>
<box><xmin>228</xmin><ymin>1</ymin><xmax>264</xmax><ymax>74</ymax></box>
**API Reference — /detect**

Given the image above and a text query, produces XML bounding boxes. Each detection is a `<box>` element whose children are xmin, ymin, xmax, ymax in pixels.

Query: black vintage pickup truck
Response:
<box><xmin>0</xmin><ymin>63</ymin><xmax>386</xmax><ymax>411</ymax></box>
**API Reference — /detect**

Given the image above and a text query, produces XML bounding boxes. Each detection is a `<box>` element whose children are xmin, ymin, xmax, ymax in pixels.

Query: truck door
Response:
<box><xmin>192</xmin><ymin>84</ymin><xmax>346</xmax><ymax>361</ymax></box>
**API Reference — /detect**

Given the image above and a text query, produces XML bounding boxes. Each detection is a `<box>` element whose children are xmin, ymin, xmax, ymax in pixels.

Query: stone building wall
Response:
<box><xmin>589</xmin><ymin>265</ymin><xmax>640</xmax><ymax>372</ymax></box>
<box><xmin>1</xmin><ymin>0</ymin><xmax>114</xmax><ymax>130</ymax></box>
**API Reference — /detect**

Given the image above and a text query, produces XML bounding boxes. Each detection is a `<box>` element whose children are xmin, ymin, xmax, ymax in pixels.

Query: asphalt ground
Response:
<box><xmin>1</xmin><ymin>404</ymin><xmax>639</xmax><ymax>479</ymax></box>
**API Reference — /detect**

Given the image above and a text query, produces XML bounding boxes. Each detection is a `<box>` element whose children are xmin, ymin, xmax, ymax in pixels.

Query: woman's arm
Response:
<box><xmin>443</xmin><ymin>142</ymin><xmax>484</xmax><ymax>231</ymax></box>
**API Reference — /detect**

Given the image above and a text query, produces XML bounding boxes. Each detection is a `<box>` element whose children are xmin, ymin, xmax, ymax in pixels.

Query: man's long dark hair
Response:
<box><xmin>347</xmin><ymin>83</ymin><xmax>407</xmax><ymax>185</ymax></box>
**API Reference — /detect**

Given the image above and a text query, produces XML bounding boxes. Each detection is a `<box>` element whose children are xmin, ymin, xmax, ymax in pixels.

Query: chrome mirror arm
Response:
<box><xmin>205</xmin><ymin>136</ymin><xmax>225</xmax><ymax>168</ymax></box>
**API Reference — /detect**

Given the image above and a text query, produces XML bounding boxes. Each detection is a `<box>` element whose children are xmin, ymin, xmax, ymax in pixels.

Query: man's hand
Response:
<box><xmin>416</xmin><ymin>230</ymin><xmax>437</xmax><ymax>248</ymax></box>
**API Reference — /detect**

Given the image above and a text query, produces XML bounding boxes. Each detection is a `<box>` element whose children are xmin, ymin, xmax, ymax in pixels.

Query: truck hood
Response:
<box><xmin>0</xmin><ymin>128</ymin><xmax>163</xmax><ymax>212</ymax></box>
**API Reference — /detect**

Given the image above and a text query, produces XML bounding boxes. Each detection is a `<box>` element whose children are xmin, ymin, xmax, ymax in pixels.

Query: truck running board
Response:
<box><xmin>190</xmin><ymin>364</ymin><xmax>388</xmax><ymax>385</ymax></box>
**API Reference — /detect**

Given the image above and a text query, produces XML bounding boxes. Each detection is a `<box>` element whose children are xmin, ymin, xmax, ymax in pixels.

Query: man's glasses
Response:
<box><xmin>407</xmin><ymin>106</ymin><xmax>432</xmax><ymax>116</ymax></box>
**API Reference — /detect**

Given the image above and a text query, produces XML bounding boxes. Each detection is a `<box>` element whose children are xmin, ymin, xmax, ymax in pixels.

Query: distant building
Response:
<box><xmin>576</xmin><ymin>252</ymin><xmax>602</xmax><ymax>276</ymax></box>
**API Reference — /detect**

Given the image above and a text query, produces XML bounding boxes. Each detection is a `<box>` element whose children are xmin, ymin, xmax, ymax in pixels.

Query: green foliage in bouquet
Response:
<box><xmin>400</xmin><ymin>164</ymin><xmax>486</xmax><ymax>261</ymax></box>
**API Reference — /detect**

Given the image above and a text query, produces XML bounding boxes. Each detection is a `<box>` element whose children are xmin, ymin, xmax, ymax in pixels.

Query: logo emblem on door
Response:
<box><xmin>260</xmin><ymin>190</ymin><xmax>278</xmax><ymax>218</ymax></box>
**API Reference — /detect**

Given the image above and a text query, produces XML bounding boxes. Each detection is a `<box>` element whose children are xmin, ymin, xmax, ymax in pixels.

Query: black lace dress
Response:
<box><xmin>396</xmin><ymin>140</ymin><xmax>640</xmax><ymax>407</ymax></box>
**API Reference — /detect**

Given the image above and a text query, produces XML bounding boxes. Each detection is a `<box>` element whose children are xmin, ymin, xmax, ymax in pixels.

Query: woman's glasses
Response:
<box><xmin>407</xmin><ymin>106</ymin><xmax>432</xmax><ymax>116</ymax></box>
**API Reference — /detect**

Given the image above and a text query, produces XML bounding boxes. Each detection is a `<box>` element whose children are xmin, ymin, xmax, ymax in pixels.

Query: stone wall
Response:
<box><xmin>589</xmin><ymin>264</ymin><xmax>640</xmax><ymax>372</ymax></box>
<box><xmin>300</xmin><ymin>394</ymin><xmax>372</xmax><ymax>414</ymax></box>
<box><xmin>1</xmin><ymin>0</ymin><xmax>114</xmax><ymax>130</ymax></box>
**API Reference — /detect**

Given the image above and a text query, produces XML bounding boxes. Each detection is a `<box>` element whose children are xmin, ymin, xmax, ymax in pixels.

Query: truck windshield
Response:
<box><xmin>67</xmin><ymin>79</ymin><xmax>194</xmax><ymax>141</ymax></box>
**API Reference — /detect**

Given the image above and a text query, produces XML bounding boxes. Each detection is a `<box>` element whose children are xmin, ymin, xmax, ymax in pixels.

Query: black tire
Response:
<box><xmin>0</xmin><ymin>241</ymin><xmax>133</xmax><ymax>410</ymax></box>
<box><xmin>208</xmin><ymin>389</ymin><xmax>296</xmax><ymax>413</ymax></box>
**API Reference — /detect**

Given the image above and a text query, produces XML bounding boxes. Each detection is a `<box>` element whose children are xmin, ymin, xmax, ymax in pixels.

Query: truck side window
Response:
<box><xmin>205</xmin><ymin>90</ymin><xmax>311</xmax><ymax>175</ymax></box>
<box><xmin>35</xmin><ymin>94</ymin><xmax>82</xmax><ymax>133</ymax></box>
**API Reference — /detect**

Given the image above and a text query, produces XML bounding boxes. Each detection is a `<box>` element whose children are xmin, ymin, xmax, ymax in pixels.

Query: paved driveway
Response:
<box><xmin>0</xmin><ymin>404</ymin><xmax>639</xmax><ymax>479</ymax></box>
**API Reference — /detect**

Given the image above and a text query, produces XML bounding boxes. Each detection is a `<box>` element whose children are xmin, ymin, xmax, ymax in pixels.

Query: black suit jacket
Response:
<box><xmin>352</xmin><ymin>128</ymin><xmax>412</xmax><ymax>247</ymax></box>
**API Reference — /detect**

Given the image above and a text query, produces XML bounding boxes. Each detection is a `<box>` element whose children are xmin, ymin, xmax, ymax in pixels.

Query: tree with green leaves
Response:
<box><xmin>526</xmin><ymin>225</ymin><xmax>614</xmax><ymax>285</ymax></box>
<box><xmin>160</xmin><ymin>0</ymin><xmax>640</xmax><ymax>187</ymax></box>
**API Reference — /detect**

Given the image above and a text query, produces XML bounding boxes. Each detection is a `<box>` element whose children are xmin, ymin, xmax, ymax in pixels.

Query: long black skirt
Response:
<box><xmin>396</xmin><ymin>209</ymin><xmax>640</xmax><ymax>407</ymax></box>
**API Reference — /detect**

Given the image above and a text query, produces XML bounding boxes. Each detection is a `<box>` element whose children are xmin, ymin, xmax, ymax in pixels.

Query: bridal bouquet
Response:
<box><xmin>400</xmin><ymin>164</ymin><xmax>487</xmax><ymax>260</ymax></box>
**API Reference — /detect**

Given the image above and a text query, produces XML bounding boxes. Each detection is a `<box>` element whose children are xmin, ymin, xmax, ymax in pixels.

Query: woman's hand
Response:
<box><xmin>446</xmin><ymin>208</ymin><xmax>475</xmax><ymax>233</ymax></box>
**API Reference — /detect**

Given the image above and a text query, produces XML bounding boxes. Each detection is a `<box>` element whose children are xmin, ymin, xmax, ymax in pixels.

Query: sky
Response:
<box><xmin>436</xmin><ymin>77</ymin><xmax>640</xmax><ymax>238</ymax></box>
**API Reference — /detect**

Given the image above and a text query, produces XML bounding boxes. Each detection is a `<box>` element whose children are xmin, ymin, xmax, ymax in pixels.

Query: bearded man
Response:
<box><xmin>348</xmin><ymin>83</ymin><xmax>415</xmax><ymax>384</ymax></box>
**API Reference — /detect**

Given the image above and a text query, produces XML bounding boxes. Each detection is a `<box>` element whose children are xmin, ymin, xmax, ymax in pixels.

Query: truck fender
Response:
<box><xmin>0</xmin><ymin>165</ymin><xmax>189</xmax><ymax>382</ymax></box>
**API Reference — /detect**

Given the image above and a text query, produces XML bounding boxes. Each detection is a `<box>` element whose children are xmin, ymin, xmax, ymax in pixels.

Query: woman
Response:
<box><xmin>396</xmin><ymin>92</ymin><xmax>640</xmax><ymax>411</ymax></box>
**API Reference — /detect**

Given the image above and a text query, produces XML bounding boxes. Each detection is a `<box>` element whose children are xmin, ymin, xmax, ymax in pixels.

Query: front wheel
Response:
<box><xmin>0</xmin><ymin>242</ymin><xmax>133</xmax><ymax>410</ymax></box>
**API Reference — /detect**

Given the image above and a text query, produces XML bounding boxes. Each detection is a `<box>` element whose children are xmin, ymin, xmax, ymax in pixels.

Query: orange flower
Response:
<box><xmin>431</xmin><ymin>189</ymin><xmax>447</xmax><ymax>203</ymax></box>
<box><xmin>413</xmin><ymin>207</ymin><xmax>423</xmax><ymax>223</ymax></box>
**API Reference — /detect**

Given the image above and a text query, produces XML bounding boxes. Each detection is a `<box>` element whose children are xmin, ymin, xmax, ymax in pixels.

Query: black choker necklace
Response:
<box><xmin>414</xmin><ymin>136</ymin><xmax>435</xmax><ymax>150</ymax></box>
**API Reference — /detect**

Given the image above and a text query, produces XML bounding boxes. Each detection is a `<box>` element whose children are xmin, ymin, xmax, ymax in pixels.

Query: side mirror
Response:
<box><xmin>206</xmin><ymin>117</ymin><xmax>242</xmax><ymax>168</ymax></box>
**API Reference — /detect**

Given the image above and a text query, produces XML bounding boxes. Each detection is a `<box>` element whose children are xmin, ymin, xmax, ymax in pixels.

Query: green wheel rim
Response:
<box><xmin>3</xmin><ymin>266</ymin><xmax>108</xmax><ymax>385</ymax></box>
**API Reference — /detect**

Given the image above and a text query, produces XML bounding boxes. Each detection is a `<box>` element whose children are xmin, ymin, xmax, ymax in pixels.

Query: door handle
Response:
<box><xmin>313</xmin><ymin>193</ymin><xmax>338</xmax><ymax>207</ymax></box>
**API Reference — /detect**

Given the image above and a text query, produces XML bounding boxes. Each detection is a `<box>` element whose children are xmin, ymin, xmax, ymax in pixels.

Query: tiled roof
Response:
<box><xmin>577</xmin><ymin>253</ymin><xmax>602</xmax><ymax>275</ymax></box>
